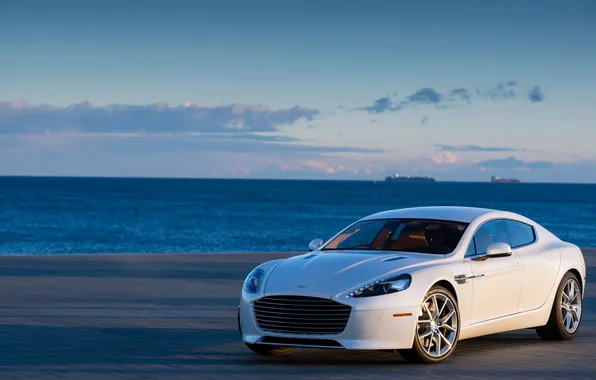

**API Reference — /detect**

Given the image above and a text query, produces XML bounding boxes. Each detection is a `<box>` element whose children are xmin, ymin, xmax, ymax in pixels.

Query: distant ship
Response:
<box><xmin>384</xmin><ymin>173</ymin><xmax>436</xmax><ymax>182</ymax></box>
<box><xmin>491</xmin><ymin>176</ymin><xmax>521</xmax><ymax>183</ymax></box>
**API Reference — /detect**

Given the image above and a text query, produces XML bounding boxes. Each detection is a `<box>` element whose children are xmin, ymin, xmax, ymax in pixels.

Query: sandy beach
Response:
<box><xmin>0</xmin><ymin>249</ymin><xmax>594</xmax><ymax>379</ymax></box>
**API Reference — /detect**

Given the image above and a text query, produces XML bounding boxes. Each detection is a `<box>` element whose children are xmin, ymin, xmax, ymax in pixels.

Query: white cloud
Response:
<box><xmin>0</xmin><ymin>101</ymin><xmax>320</xmax><ymax>135</ymax></box>
<box><xmin>432</xmin><ymin>152</ymin><xmax>457</xmax><ymax>164</ymax></box>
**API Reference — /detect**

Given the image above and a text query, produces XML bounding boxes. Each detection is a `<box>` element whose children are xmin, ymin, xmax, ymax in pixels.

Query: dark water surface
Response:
<box><xmin>0</xmin><ymin>176</ymin><xmax>594</xmax><ymax>253</ymax></box>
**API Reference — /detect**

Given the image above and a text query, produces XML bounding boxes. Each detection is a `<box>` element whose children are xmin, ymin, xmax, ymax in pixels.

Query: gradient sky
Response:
<box><xmin>1</xmin><ymin>0</ymin><xmax>595</xmax><ymax>182</ymax></box>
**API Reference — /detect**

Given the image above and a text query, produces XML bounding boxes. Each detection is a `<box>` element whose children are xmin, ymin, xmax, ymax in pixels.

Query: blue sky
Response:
<box><xmin>1</xmin><ymin>0</ymin><xmax>595</xmax><ymax>182</ymax></box>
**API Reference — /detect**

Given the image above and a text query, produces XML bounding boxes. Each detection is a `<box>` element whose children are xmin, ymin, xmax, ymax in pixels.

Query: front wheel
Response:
<box><xmin>536</xmin><ymin>272</ymin><xmax>583</xmax><ymax>340</ymax></box>
<box><xmin>399</xmin><ymin>286</ymin><xmax>460</xmax><ymax>364</ymax></box>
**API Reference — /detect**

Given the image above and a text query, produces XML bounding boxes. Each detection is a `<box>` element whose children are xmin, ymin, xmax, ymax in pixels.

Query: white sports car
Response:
<box><xmin>238</xmin><ymin>206</ymin><xmax>586</xmax><ymax>363</ymax></box>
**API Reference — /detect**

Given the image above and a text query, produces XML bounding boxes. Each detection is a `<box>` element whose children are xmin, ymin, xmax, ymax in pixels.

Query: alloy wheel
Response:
<box><xmin>416</xmin><ymin>293</ymin><xmax>458</xmax><ymax>358</ymax></box>
<box><xmin>561</xmin><ymin>278</ymin><xmax>582</xmax><ymax>334</ymax></box>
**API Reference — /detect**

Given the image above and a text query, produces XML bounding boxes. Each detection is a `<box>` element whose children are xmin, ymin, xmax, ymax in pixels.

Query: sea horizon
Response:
<box><xmin>1</xmin><ymin>176</ymin><xmax>595</xmax><ymax>254</ymax></box>
<box><xmin>1</xmin><ymin>174</ymin><xmax>595</xmax><ymax>185</ymax></box>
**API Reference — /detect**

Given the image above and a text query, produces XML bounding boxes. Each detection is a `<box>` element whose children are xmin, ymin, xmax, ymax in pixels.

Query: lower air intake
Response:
<box><xmin>260</xmin><ymin>336</ymin><xmax>343</xmax><ymax>348</ymax></box>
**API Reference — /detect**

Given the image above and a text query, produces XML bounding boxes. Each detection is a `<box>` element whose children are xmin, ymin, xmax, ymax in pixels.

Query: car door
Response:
<box><xmin>505</xmin><ymin>220</ymin><xmax>561</xmax><ymax>312</ymax></box>
<box><xmin>466</xmin><ymin>219</ymin><xmax>523</xmax><ymax>324</ymax></box>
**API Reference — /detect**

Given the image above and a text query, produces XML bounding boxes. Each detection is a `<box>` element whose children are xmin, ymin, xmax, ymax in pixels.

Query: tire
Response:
<box><xmin>238</xmin><ymin>308</ymin><xmax>294</xmax><ymax>356</ymax></box>
<box><xmin>399</xmin><ymin>286</ymin><xmax>460</xmax><ymax>364</ymax></box>
<box><xmin>536</xmin><ymin>272</ymin><xmax>583</xmax><ymax>341</ymax></box>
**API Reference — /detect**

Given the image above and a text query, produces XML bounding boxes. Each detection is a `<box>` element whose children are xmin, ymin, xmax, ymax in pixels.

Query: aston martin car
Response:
<box><xmin>238</xmin><ymin>206</ymin><xmax>586</xmax><ymax>363</ymax></box>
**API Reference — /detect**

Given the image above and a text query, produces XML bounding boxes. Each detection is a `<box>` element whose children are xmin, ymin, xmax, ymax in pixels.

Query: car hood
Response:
<box><xmin>263</xmin><ymin>250</ymin><xmax>439</xmax><ymax>298</ymax></box>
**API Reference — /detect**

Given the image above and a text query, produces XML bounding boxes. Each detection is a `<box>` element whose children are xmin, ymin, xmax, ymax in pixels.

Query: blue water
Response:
<box><xmin>0</xmin><ymin>176</ymin><xmax>595</xmax><ymax>254</ymax></box>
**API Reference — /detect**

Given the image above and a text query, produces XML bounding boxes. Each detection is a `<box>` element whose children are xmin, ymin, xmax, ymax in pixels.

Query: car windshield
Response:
<box><xmin>322</xmin><ymin>219</ymin><xmax>468</xmax><ymax>254</ymax></box>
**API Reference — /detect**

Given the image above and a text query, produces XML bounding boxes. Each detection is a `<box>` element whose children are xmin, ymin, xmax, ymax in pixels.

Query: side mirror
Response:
<box><xmin>308</xmin><ymin>238</ymin><xmax>324</xmax><ymax>252</ymax></box>
<box><xmin>486</xmin><ymin>242</ymin><xmax>512</xmax><ymax>258</ymax></box>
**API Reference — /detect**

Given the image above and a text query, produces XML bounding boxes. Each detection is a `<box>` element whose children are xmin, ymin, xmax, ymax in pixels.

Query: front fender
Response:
<box><xmin>332</xmin><ymin>260</ymin><xmax>472</xmax><ymax>326</ymax></box>
<box><xmin>417</xmin><ymin>261</ymin><xmax>473</xmax><ymax>327</ymax></box>
<box><xmin>239</xmin><ymin>258</ymin><xmax>286</xmax><ymax>303</ymax></box>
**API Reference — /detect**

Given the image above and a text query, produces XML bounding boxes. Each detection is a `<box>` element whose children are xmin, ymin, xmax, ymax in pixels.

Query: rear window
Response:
<box><xmin>505</xmin><ymin>220</ymin><xmax>536</xmax><ymax>248</ymax></box>
<box><xmin>322</xmin><ymin>219</ymin><xmax>468</xmax><ymax>254</ymax></box>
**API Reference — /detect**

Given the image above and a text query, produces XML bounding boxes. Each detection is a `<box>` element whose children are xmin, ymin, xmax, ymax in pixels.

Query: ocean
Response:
<box><xmin>0</xmin><ymin>176</ymin><xmax>595</xmax><ymax>254</ymax></box>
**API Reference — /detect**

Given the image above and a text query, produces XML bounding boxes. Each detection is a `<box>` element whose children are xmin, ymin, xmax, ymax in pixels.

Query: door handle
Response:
<box><xmin>454</xmin><ymin>274</ymin><xmax>485</xmax><ymax>284</ymax></box>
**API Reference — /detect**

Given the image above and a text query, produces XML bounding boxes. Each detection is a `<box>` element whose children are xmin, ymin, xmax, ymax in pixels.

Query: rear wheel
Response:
<box><xmin>536</xmin><ymin>272</ymin><xmax>582</xmax><ymax>340</ymax></box>
<box><xmin>399</xmin><ymin>286</ymin><xmax>460</xmax><ymax>364</ymax></box>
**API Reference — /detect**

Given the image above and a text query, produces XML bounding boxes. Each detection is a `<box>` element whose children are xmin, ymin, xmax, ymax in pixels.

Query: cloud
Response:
<box><xmin>0</xmin><ymin>101</ymin><xmax>320</xmax><ymax>135</ymax></box>
<box><xmin>433</xmin><ymin>144</ymin><xmax>521</xmax><ymax>152</ymax></box>
<box><xmin>357</xmin><ymin>81</ymin><xmax>544</xmax><ymax>114</ymax></box>
<box><xmin>405</xmin><ymin>88</ymin><xmax>442</xmax><ymax>105</ymax></box>
<box><xmin>448</xmin><ymin>88</ymin><xmax>472</xmax><ymax>103</ymax></box>
<box><xmin>528</xmin><ymin>86</ymin><xmax>545</xmax><ymax>103</ymax></box>
<box><xmin>298</xmin><ymin>159</ymin><xmax>344</xmax><ymax>174</ymax></box>
<box><xmin>0</xmin><ymin>131</ymin><xmax>384</xmax><ymax>155</ymax></box>
<box><xmin>477</xmin><ymin>156</ymin><xmax>554</xmax><ymax>170</ymax></box>
<box><xmin>201</xmin><ymin>132</ymin><xmax>301</xmax><ymax>142</ymax></box>
<box><xmin>484</xmin><ymin>82</ymin><xmax>517</xmax><ymax>100</ymax></box>
<box><xmin>431</xmin><ymin>152</ymin><xmax>458</xmax><ymax>164</ymax></box>
<box><xmin>0</xmin><ymin>98</ymin><xmax>366</xmax><ymax>156</ymax></box>
<box><xmin>0</xmin><ymin>130</ymin><xmax>386</xmax><ymax>180</ymax></box>
<box><xmin>359</xmin><ymin>97</ymin><xmax>393</xmax><ymax>114</ymax></box>
<box><xmin>257</xmin><ymin>157</ymin><xmax>380</xmax><ymax>180</ymax></box>
<box><xmin>269</xmin><ymin>144</ymin><xmax>383</xmax><ymax>154</ymax></box>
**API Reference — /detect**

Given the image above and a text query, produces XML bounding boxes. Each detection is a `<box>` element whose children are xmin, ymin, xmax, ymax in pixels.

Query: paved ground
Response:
<box><xmin>0</xmin><ymin>250</ymin><xmax>595</xmax><ymax>380</ymax></box>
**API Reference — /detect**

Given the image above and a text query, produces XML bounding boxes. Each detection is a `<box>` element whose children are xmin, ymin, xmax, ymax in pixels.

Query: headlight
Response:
<box><xmin>346</xmin><ymin>274</ymin><xmax>412</xmax><ymax>298</ymax></box>
<box><xmin>243</xmin><ymin>268</ymin><xmax>266</xmax><ymax>294</ymax></box>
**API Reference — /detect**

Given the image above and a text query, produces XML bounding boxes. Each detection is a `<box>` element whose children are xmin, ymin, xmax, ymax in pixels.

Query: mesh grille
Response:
<box><xmin>253</xmin><ymin>295</ymin><xmax>351</xmax><ymax>335</ymax></box>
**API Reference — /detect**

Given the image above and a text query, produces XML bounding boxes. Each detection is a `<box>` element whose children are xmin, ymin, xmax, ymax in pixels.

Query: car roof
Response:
<box><xmin>360</xmin><ymin>206</ymin><xmax>497</xmax><ymax>224</ymax></box>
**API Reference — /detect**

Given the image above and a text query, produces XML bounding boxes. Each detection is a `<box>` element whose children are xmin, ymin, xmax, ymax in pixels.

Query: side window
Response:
<box><xmin>473</xmin><ymin>220</ymin><xmax>511</xmax><ymax>255</ymax></box>
<box><xmin>505</xmin><ymin>220</ymin><xmax>536</xmax><ymax>248</ymax></box>
<box><xmin>466</xmin><ymin>238</ymin><xmax>477</xmax><ymax>256</ymax></box>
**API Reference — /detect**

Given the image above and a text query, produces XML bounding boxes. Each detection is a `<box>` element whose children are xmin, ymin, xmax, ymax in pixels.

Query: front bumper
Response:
<box><xmin>239</xmin><ymin>300</ymin><xmax>419</xmax><ymax>350</ymax></box>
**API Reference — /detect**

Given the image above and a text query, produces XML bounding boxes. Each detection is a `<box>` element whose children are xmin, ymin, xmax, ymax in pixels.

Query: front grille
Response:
<box><xmin>253</xmin><ymin>295</ymin><xmax>352</xmax><ymax>335</ymax></box>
